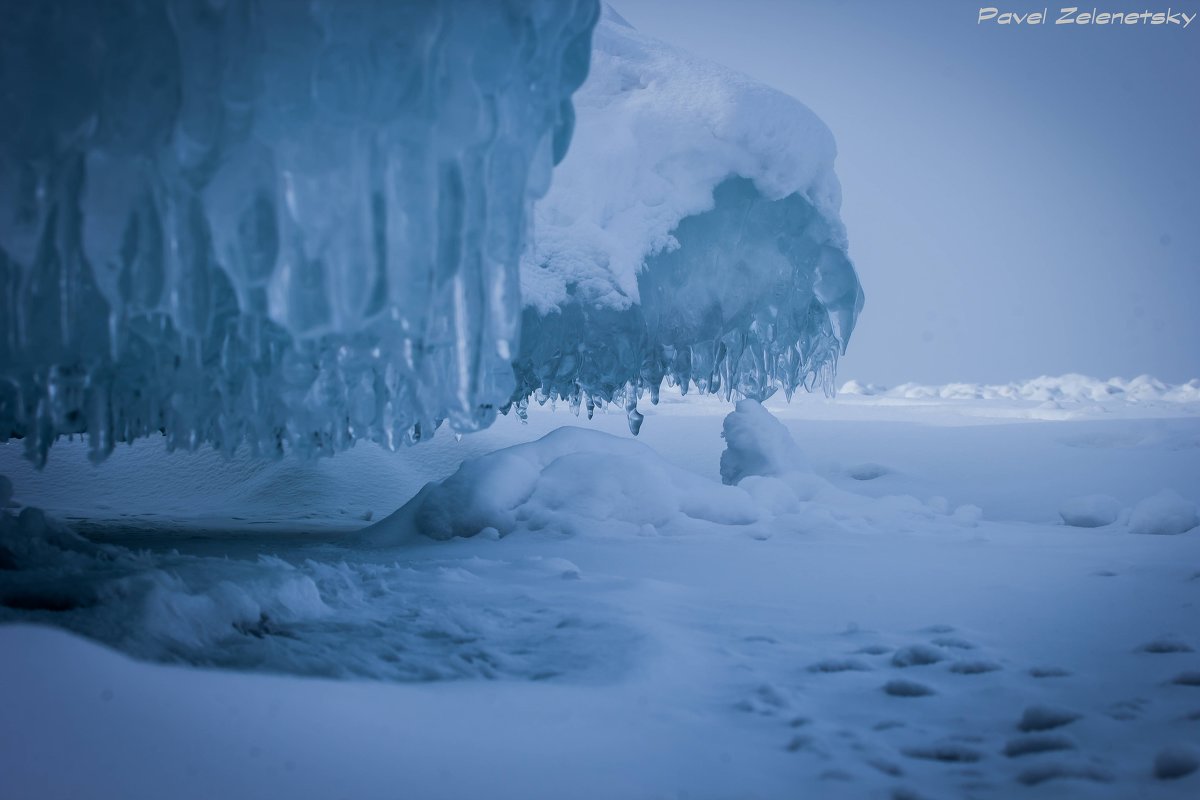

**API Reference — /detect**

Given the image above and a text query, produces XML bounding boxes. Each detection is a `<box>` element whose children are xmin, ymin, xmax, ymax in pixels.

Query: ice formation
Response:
<box><xmin>839</xmin><ymin>375</ymin><xmax>1200</xmax><ymax>404</ymax></box>
<box><xmin>513</xmin><ymin>7</ymin><xmax>864</xmax><ymax>429</ymax></box>
<box><xmin>719</xmin><ymin>399</ymin><xmax>806</xmax><ymax>486</ymax></box>
<box><xmin>0</xmin><ymin>0</ymin><xmax>598</xmax><ymax>465</ymax></box>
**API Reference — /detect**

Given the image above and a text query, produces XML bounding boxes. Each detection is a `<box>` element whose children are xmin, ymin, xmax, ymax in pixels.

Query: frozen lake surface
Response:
<box><xmin>2</xmin><ymin>377</ymin><xmax>1198</xmax><ymax>799</ymax></box>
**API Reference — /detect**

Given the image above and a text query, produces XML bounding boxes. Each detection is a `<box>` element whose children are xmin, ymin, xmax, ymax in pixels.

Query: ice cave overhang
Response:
<box><xmin>0</xmin><ymin>0</ymin><xmax>862</xmax><ymax>464</ymax></box>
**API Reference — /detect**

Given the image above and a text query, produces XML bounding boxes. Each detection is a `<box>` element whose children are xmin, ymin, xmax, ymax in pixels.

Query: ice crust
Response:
<box><xmin>0</xmin><ymin>0</ymin><xmax>597</xmax><ymax>465</ymax></box>
<box><xmin>512</xmin><ymin>8</ymin><xmax>863</xmax><ymax>426</ymax></box>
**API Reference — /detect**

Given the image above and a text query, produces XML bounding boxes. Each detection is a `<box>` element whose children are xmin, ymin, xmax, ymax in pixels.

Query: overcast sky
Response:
<box><xmin>618</xmin><ymin>0</ymin><xmax>1199</xmax><ymax>385</ymax></box>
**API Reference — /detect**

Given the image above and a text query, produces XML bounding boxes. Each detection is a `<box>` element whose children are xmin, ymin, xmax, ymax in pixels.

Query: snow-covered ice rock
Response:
<box><xmin>513</xmin><ymin>6</ymin><xmax>863</xmax><ymax>421</ymax></box>
<box><xmin>0</xmin><ymin>0</ymin><xmax>598</xmax><ymax>465</ymax></box>
<box><xmin>1128</xmin><ymin>489</ymin><xmax>1199</xmax><ymax>535</ymax></box>
<box><xmin>1058</xmin><ymin>494</ymin><xmax>1122</xmax><ymax>528</ymax></box>
<box><xmin>719</xmin><ymin>399</ymin><xmax>806</xmax><ymax>485</ymax></box>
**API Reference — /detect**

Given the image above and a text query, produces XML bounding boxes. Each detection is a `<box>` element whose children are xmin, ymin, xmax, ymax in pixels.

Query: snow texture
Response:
<box><xmin>0</xmin><ymin>0</ymin><xmax>598</xmax><ymax>466</ymax></box>
<box><xmin>512</xmin><ymin>7</ymin><xmax>864</xmax><ymax>428</ymax></box>
<box><xmin>1</xmin><ymin>383</ymin><xmax>1198</xmax><ymax>798</ymax></box>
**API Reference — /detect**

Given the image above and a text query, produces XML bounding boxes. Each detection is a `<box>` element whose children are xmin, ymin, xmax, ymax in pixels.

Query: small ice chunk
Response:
<box><xmin>1129</xmin><ymin>490</ymin><xmax>1198</xmax><ymax>535</ymax></box>
<box><xmin>1059</xmin><ymin>494</ymin><xmax>1122</xmax><ymax>528</ymax></box>
<box><xmin>720</xmin><ymin>401</ymin><xmax>806</xmax><ymax>485</ymax></box>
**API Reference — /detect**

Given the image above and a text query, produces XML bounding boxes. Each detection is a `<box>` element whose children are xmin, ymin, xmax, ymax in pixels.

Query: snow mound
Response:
<box><xmin>1128</xmin><ymin>490</ymin><xmax>1198</xmax><ymax>535</ymax></box>
<box><xmin>365</xmin><ymin>426</ymin><xmax>761</xmax><ymax>543</ymax></box>
<box><xmin>512</xmin><ymin>6</ymin><xmax>863</xmax><ymax>425</ymax></box>
<box><xmin>367</xmin><ymin>401</ymin><xmax>982</xmax><ymax>545</ymax></box>
<box><xmin>1058</xmin><ymin>495</ymin><xmax>1121</xmax><ymax>528</ymax></box>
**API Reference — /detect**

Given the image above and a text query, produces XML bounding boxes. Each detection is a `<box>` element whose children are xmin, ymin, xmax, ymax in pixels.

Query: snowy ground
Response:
<box><xmin>2</xmin><ymin>376</ymin><xmax>1199</xmax><ymax>799</ymax></box>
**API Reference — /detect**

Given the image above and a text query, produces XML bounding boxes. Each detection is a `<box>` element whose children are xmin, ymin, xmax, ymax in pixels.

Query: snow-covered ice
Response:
<box><xmin>2</xmin><ymin>378</ymin><xmax>1198</xmax><ymax>799</ymax></box>
<box><xmin>514</xmin><ymin>5</ymin><xmax>863</xmax><ymax>423</ymax></box>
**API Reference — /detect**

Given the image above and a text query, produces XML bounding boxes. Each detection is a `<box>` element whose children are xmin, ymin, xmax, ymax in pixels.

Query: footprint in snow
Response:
<box><xmin>948</xmin><ymin>660</ymin><xmax>1002</xmax><ymax>675</ymax></box>
<box><xmin>1017</xmin><ymin>763</ymin><xmax>1112</xmax><ymax>786</ymax></box>
<box><xmin>784</xmin><ymin>734</ymin><xmax>824</xmax><ymax>755</ymax></box>
<box><xmin>1155</xmin><ymin>746</ymin><xmax>1200</xmax><ymax>780</ymax></box>
<box><xmin>735</xmin><ymin>683</ymin><xmax>790</xmax><ymax>716</ymax></box>
<box><xmin>883</xmin><ymin>679</ymin><xmax>936</xmax><ymax>697</ymax></box>
<box><xmin>1138</xmin><ymin>635</ymin><xmax>1194</xmax><ymax>654</ymax></box>
<box><xmin>901</xmin><ymin>743</ymin><xmax>984</xmax><ymax>763</ymax></box>
<box><xmin>847</xmin><ymin>463</ymin><xmax>890</xmax><ymax>481</ymax></box>
<box><xmin>891</xmin><ymin>644</ymin><xmax>945</xmax><ymax>667</ymax></box>
<box><xmin>808</xmin><ymin>657</ymin><xmax>872</xmax><ymax>673</ymax></box>
<box><xmin>1171</xmin><ymin>671</ymin><xmax>1200</xmax><ymax>687</ymax></box>
<box><xmin>866</xmin><ymin>757</ymin><xmax>904</xmax><ymax>776</ymax></box>
<box><xmin>1107</xmin><ymin>697</ymin><xmax>1149</xmax><ymax>721</ymax></box>
<box><xmin>930</xmin><ymin>635</ymin><xmax>975</xmax><ymax>650</ymax></box>
<box><xmin>1028</xmin><ymin>666</ymin><xmax>1071</xmax><ymax>679</ymax></box>
<box><xmin>1003</xmin><ymin>734</ymin><xmax>1075</xmax><ymax>758</ymax></box>
<box><xmin>856</xmin><ymin>643</ymin><xmax>893</xmax><ymax>656</ymax></box>
<box><xmin>1017</xmin><ymin>705</ymin><xmax>1081</xmax><ymax>732</ymax></box>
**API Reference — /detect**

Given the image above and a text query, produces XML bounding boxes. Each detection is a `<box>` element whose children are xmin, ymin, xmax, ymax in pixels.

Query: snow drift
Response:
<box><xmin>365</xmin><ymin>425</ymin><xmax>762</xmax><ymax>542</ymax></box>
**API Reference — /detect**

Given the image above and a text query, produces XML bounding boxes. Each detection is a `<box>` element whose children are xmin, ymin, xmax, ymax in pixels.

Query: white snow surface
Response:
<box><xmin>521</xmin><ymin>5</ymin><xmax>844</xmax><ymax>312</ymax></box>
<box><xmin>1</xmin><ymin>375</ymin><xmax>1199</xmax><ymax>799</ymax></box>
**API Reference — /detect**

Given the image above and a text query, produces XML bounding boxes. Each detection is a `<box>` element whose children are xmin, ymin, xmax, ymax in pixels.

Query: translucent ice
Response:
<box><xmin>512</xmin><ymin>8</ymin><xmax>864</xmax><ymax>424</ymax></box>
<box><xmin>0</xmin><ymin>0</ymin><xmax>598</xmax><ymax>465</ymax></box>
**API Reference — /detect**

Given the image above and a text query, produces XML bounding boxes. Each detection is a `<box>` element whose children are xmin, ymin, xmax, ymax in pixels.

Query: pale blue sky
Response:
<box><xmin>619</xmin><ymin>0</ymin><xmax>1199</xmax><ymax>385</ymax></box>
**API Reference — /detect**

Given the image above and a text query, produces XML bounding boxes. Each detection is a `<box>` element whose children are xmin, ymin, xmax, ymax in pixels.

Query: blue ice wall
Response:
<box><xmin>0</xmin><ymin>0</ymin><xmax>598</xmax><ymax>465</ymax></box>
